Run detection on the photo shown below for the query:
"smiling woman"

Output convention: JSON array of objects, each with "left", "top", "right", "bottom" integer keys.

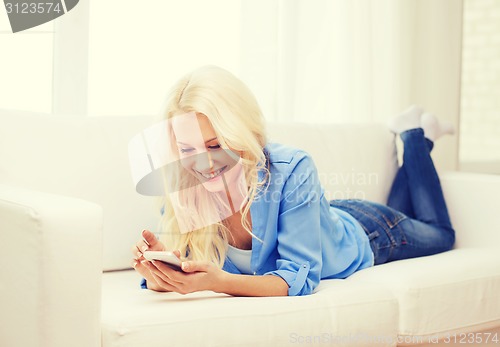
[
  {"left": 157, "top": 66, "right": 267, "bottom": 264},
  {"left": 130, "top": 65, "right": 456, "bottom": 297}
]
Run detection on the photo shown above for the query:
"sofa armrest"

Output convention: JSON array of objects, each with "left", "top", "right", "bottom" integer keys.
[
  {"left": 0, "top": 184, "right": 103, "bottom": 347},
  {"left": 441, "top": 171, "right": 500, "bottom": 249}
]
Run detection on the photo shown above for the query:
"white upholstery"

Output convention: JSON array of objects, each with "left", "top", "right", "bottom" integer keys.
[
  {"left": 440, "top": 171, "right": 500, "bottom": 248},
  {"left": 349, "top": 248, "right": 500, "bottom": 338},
  {"left": 1, "top": 111, "right": 500, "bottom": 347},
  {"left": 0, "top": 184, "right": 102, "bottom": 347},
  {"left": 101, "top": 270, "right": 398, "bottom": 347}
]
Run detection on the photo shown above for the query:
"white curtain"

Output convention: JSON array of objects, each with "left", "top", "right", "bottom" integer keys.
[{"left": 239, "top": 0, "right": 463, "bottom": 170}]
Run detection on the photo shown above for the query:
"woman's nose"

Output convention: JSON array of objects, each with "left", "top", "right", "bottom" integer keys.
[{"left": 193, "top": 151, "right": 214, "bottom": 172}]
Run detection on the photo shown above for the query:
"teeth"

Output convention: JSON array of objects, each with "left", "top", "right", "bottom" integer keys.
[{"left": 200, "top": 166, "right": 225, "bottom": 179}]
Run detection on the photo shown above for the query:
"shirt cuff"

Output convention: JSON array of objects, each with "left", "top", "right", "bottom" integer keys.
[{"left": 265, "top": 261, "right": 311, "bottom": 296}]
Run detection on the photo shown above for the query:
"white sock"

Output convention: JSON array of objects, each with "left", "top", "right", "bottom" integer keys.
[
  {"left": 388, "top": 105, "right": 424, "bottom": 134},
  {"left": 420, "top": 112, "right": 455, "bottom": 142}
]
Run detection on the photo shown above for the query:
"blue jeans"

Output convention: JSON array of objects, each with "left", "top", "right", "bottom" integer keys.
[{"left": 330, "top": 128, "right": 455, "bottom": 265}]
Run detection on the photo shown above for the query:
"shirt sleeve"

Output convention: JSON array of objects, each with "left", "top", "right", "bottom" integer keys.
[{"left": 264, "top": 152, "right": 323, "bottom": 296}]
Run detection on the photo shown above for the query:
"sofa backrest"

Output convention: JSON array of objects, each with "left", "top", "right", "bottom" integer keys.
[
  {"left": 0, "top": 111, "right": 160, "bottom": 270},
  {"left": 267, "top": 122, "right": 397, "bottom": 202},
  {"left": 0, "top": 111, "right": 397, "bottom": 271}
]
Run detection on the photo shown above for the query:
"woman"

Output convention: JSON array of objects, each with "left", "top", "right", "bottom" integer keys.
[{"left": 131, "top": 66, "right": 455, "bottom": 296}]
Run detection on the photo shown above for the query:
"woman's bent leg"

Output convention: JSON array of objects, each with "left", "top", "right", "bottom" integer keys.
[
  {"left": 398, "top": 128, "right": 453, "bottom": 234},
  {"left": 386, "top": 135, "right": 434, "bottom": 219}
]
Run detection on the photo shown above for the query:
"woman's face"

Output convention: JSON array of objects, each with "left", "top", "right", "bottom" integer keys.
[{"left": 171, "top": 112, "right": 244, "bottom": 193}]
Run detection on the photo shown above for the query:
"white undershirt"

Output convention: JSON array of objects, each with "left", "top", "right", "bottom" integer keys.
[{"left": 227, "top": 244, "right": 252, "bottom": 274}]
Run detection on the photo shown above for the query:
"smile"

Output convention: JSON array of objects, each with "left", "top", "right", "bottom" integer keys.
[{"left": 197, "top": 166, "right": 227, "bottom": 180}]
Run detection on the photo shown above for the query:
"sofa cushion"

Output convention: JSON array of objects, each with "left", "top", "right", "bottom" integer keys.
[
  {"left": 101, "top": 270, "right": 399, "bottom": 347},
  {"left": 348, "top": 248, "right": 500, "bottom": 339},
  {"left": 267, "top": 122, "right": 398, "bottom": 203}
]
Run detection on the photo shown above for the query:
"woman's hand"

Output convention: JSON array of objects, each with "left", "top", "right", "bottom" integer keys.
[
  {"left": 131, "top": 229, "right": 171, "bottom": 291},
  {"left": 141, "top": 259, "right": 226, "bottom": 295},
  {"left": 132, "top": 230, "right": 288, "bottom": 296}
]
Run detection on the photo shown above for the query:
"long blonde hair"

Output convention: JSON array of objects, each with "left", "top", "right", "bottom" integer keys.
[{"left": 158, "top": 65, "right": 268, "bottom": 267}]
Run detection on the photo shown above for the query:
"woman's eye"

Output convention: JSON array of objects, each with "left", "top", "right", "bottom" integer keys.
[{"left": 207, "top": 144, "right": 221, "bottom": 150}]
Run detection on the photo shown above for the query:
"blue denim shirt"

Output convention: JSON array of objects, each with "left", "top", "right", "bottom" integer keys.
[{"left": 221, "top": 143, "right": 374, "bottom": 296}]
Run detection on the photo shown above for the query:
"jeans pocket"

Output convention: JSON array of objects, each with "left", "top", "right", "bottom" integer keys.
[
  {"left": 357, "top": 221, "right": 391, "bottom": 265},
  {"left": 358, "top": 217, "right": 392, "bottom": 250}
]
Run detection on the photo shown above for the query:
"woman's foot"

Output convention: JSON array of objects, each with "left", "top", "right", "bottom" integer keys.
[
  {"left": 420, "top": 112, "right": 455, "bottom": 142},
  {"left": 388, "top": 105, "right": 424, "bottom": 134}
]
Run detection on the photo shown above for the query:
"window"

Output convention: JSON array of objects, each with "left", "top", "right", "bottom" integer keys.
[
  {"left": 87, "top": 0, "right": 242, "bottom": 116},
  {"left": 0, "top": 9, "right": 53, "bottom": 113}
]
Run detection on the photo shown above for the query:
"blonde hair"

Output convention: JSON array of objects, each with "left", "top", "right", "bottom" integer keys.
[{"left": 158, "top": 65, "right": 268, "bottom": 267}]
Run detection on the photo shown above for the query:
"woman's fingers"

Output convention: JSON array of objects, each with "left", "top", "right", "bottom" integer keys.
[
  {"left": 132, "top": 259, "right": 152, "bottom": 279},
  {"left": 133, "top": 259, "right": 170, "bottom": 290},
  {"left": 130, "top": 230, "right": 182, "bottom": 292},
  {"left": 151, "top": 273, "right": 178, "bottom": 292},
  {"left": 131, "top": 230, "right": 168, "bottom": 265},
  {"left": 142, "top": 230, "right": 165, "bottom": 250},
  {"left": 142, "top": 260, "right": 186, "bottom": 292},
  {"left": 131, "top": 240, "right": 148, "bottom": 260},
  {"left": 136, "top": 240, "right": 149, "bottom": 253},
  {"left": 143, "top": 260, "right": 184, "bottom": 284},
  {"left": 136, "top": 259, "right": 205, "bottom": 295},
  {"left": 180, "top": 260, "right": 209, "bottom": 273}
]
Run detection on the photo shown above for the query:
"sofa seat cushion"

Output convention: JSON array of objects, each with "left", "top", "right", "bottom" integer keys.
[
  {"left": 101, "top": 270, "right": 398, "bottom": 347},
  {"left": 348, "top": 248, "right": 500, "bottom": 339}
]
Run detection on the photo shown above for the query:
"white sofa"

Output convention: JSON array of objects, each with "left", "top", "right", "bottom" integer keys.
[{"left": 1, "top": 111, "right": 500, "bottom": 347}]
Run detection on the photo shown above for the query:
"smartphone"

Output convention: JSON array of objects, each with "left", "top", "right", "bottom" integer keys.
[{"left": 143, "top": 251, "right": 183, "bottom": 271}]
